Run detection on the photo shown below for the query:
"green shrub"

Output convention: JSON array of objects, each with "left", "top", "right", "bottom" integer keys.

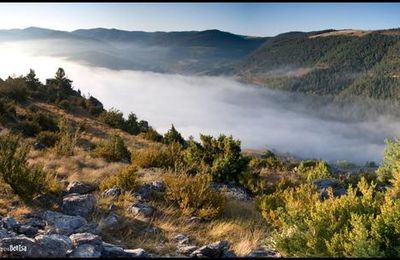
[
  {"left": 184, "top": 134, "right": 250, "bottom": 182},
  {"left": 58, "top": 99, "right": 72, "bottom": 111},
  {"left": 98, "top": 108, "right": 125, "bottom": 129},
  {"left": 36, "top": 131, "right": 60, "bottom": 147},
  {"left": 26, "top": 111, "right": 59, "bottom": 132},
  {"left": 84, "top": 96, "right": 104, "bottom": 116},
  {"left": 54, "top": 118, "right": 80, "bottom": 156},
  {"left": 138, "top": 127, "right": 163, "bottom": 142},
  {"left": 100, "top": 166, "right": 138, "bottom": 191},
  {"left": 249, "top": 151, "right": 286, "bottom": 172},
  {"left": 0, "top": 134, "right": 55, "bottom": 201},
  {"left": 131, "top": 143, "right": 183, "bottom": 170},
  {"left": 0, "top": 78, "right": 28, "bottom": 102},
  {"left": 14, "top": 120, "right": 41, "bottom": 137},
  {"left": 164, "top": 124, "right": 187, "bottom": 147},
  {"left": 376, "top": 138, "right": 400, "bottom": 184},
  {"left": 256, "top": 178, "right": 387, "bottom": 257},
  {"left": 238, "top": 170, "right": 268, "bottom": 195},
  {"left": 297, "top": 160, "right": 331, "bottom": 181},
  {"left": 163, "top": 173, "right": 226, "bottom": 220},
  {"left": 0, "top": 99, "right": 16, "bottom": 124},
  {"left": 92, "top": 135, "right": 131, "bottom": 163}
]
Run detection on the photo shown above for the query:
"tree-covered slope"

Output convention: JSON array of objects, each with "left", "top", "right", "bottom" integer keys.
[{"left": 237, "top": 29, "right": 400, "bottom": 101}]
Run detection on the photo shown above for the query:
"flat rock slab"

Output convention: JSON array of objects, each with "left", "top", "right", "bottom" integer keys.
[
  {"left": 69, "top": 233, "right": 102, "bottom": 247},
  {"left": 127, "top": 203, "right": 154, "bottom": 218},
  {"left": 43, "top": 210, "right": 87, "bottom": 236},
  {"left": 66, "top": 181, "right": 96, "bottom": 194},
  {"left": 34, "top": 234, "right": 73, "bottom": 258},
  {"left": 61, "top": 193, "right": 96, "bottom": 218}
]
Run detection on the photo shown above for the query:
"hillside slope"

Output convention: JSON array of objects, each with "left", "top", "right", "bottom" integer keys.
[
  {"left": 0, "top": 27, "right": 267, "bottom": 75},
  {"left": 237, "top": 28, "right": 400, "bottom": 101}
]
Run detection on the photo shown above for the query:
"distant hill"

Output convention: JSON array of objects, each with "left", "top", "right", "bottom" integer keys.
[
  {"left": 0, "top": 27, "right": 267, "bottom": 75},
  {"left": 237, "top": 28, "right": 400, "bottom": 102},
  {"left": 2, "top": 27, "right": 400, "bottom": 102}
]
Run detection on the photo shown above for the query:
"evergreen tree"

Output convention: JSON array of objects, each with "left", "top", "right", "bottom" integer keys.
[
  {"left": 164, "top": 124, "right": 187, "bottom": 147},
  {"left": 25, "top": 69, "right": 40, "bottom": 90}
]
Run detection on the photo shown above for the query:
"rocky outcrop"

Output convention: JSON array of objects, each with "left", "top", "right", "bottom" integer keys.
[
  {"left": 66, "top": 181, "right": 96, "bottom": 194},
  {"left": 34, "top": 234, "right": 73, "bottom": 257},
  {"left": 246, "top": 248, "right": 281, "bottom": 258},
  {"left": 134, "top": 181, "right": 166, "bottom": 201},
  {"left": 127, "top": 203, "right": 154, "bottom": 218},
  {"left": 0, "top": 212, "right": 150, "bottom": 258},
  {"left": 210, "top": 182, "right": 252, "bottom": 201},
  {"left": 43, "top": 210, "right": 88, "bottom": 236},
  {"left": 313, "top": 178, "right": 347, "bottom": 200},
  {"left": 190, "top": 240, "right": 234, "bottom": 258},
  {"left": 102, "top": 187, "right": 122, "bottom": 198},
  {"left": 61, "top": 193, "right": 96, "bottom": 218}
]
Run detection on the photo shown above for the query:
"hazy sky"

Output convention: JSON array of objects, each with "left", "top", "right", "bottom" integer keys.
[{"left": 0, "top": 3, "right": 399, "bottom": 36}]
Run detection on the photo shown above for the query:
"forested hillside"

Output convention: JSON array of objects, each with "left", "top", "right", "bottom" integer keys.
[{"left": 237, "top": 29, "right": 400, "bottom": 102}]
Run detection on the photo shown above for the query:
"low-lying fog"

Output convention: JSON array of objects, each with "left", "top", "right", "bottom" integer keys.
[{"left": 1, "top": 41, "right": 399, "bottom": 165}]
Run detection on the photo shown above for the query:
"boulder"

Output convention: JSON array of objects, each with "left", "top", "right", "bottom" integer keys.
[
  {"left": 20, "top": 216, "right": 46, "bottom": 230},
  {"left": 151, "top": 181, "right": 166, "bottom": 192},
  {"left": 135, "top": 184, "right": 153, "bottom": 201},
  {"left": 313, "top": 178, "right": 347, "bottom": 200},
  {"left": 246, "top": 248, "right": 281, "bottom": 258},
  {"left": 209, "top": 182, "right": 251, "bottom": 201},
  {"left": 102, "top": 187, "right": 122, "bottom": 198},
  {"left": 124, "top": 248, "right": 150, "bottom": 257},
  {"left": 43, "top": 210, "right": 87, "bottom": 236},
  {"left": 1, "top": 217, "right": 19, "bottom": 231},
  {"left": 33, "top": 142, "right": 46, "bottom": 150},
  {"left": 61, "top": 193, "right": 96, "bottom": 218},
  {"left": 177, "top": 245, "right": 199, "bottom": 256},
  {"left": 174, "top": 234, "right": 189, "bottom": 245},
  {"left": 0, "top": 228, "right": 16, "bottom": 239},
  {"left": 190, "top": 240, "right": 230, "bottom": 258},
  {"left": 0, "top": 235, "right": 42, "bottom": 257},
  {"left": 34, "top": 234, "right": 73, "bottom": 257},
  {"left": 127, "top": 203, "right": 154, "bottom": 218},
  {"left": 16, "top": 225, "right": 39, "bottom": 237},
  {"left": 99, "top": 213, "right": 119, "bottom": 230},
  {"left": 69, "top": 233, "right": 102, "bottom": 247},
  {"left": 69, "top": 243, "right": 102, "bottom": 258},
  {"left": 101, "top": 242, "right": 127, "bottom": 257},
  {"left": 66, "top": 181, "right": 96, "bottom": 194},
  {"left": 223, "top": 250, "right": 237, "bottom": 258}
]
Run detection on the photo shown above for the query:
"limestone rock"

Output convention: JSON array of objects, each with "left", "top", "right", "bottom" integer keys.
[
  {"left": 127, "top": 203, "right": 154, "bottom": 218},
  {"left": 190, "top": 240, "right": 230, "bottom": 258},
  {"left": 43, "top": 210, "right": 87, "bottom": 235},
  {"left": 61, "top": 193, "right": 96, "bottom": 218},
  {"left": 66, "top": 181, "right": 96, "bottom": 195}
]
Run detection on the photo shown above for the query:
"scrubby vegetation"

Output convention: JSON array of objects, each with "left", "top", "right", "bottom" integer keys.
[
  {"left": 92, "top": 135, "right": 131, "bottom": 163},
  {"left": 297, "top": 160, "right": 331, "bottom": 181},
  {"left": 0, "top": 134, "right": 60, "bottom": 201},
  {"left": 100, "top": 165, "right": 139, "bottom": 191},
  {"left": 163, "top": 173, "right": 226, "bottom": 220}
]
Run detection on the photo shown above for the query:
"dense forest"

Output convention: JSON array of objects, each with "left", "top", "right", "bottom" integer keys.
[{"left": 237, "top": 29, "right": 400, "bottom": 102}]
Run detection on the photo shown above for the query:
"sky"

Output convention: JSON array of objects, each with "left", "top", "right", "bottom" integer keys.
[{"left": 0, "top": 3, "right": 399, "bottom": 37}]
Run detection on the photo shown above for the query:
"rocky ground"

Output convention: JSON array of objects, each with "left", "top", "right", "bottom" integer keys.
[{"left": 0, "top": 180, "right": 281, "bottom": 258}]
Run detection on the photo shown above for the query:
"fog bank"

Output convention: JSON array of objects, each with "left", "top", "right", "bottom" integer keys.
[{"left": 0, "top": 42, "right": 398, "bottom": 164}]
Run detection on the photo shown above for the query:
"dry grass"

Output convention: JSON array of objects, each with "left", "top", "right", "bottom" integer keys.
[
  {"left": 95, "top": 183, "right": 268, "bottom": 257},
  {"left": 28, "top": 148, "right": 127, "bottom": 185},
  {"left": 309, "top": 29, "right": 370, "bottom": 38}
]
